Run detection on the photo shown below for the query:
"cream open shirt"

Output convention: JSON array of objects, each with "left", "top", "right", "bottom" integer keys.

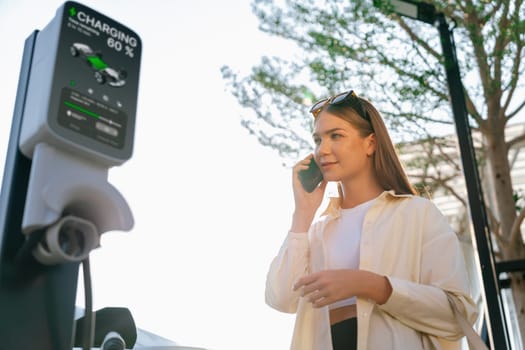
[{"left": 265, "top": 191, "right": 478, "bottom": 350}]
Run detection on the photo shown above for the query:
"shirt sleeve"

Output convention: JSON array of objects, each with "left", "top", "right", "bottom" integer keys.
[
  {"left": 378, "top": 200, "right": 479, "bottom": 340},
  {"left": 265, "top": 231, "right": 310, "bottom": 314}
]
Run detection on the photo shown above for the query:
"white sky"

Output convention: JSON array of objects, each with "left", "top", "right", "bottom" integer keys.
[{"left": 0, "top": 1, "right": 300, "bottom": 349}]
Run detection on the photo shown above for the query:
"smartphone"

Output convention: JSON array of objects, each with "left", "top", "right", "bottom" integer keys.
[{"left": 298, "top": 158, "right": 323, "bottom": 192}]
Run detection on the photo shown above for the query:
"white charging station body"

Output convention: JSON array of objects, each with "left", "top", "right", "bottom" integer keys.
[{"left": 18, "top": 1, "right": 141, "bottom": 264}]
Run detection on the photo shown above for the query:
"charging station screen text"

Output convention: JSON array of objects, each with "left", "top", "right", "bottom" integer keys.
[{"left": 58, "top": 87, "right": 126, "bottom": 149}]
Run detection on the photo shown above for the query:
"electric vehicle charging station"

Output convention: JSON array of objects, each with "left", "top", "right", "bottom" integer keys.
[{"left": 0, "top": 1, "right": 141, "bottom": 348}]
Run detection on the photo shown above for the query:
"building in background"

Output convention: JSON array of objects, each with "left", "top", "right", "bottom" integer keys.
[{"left": 400, "top": 122, "right": 525, "bottom": 349}]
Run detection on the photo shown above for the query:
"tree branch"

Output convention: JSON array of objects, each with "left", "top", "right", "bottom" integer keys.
[
  {"left": 510, "top": 206, "right": 525, "bottom": 245},
  {"left": 462, "top": 1, "right": 493, "bottom": 99},
  {"left": 503, "top": 3, "right": 525, "bottom": 119},
  {"left": 395, "top": 17, "right": 441, "bottom": 60},
  {"left": 491, "top": 2, "right": 511, "bottom": 92},
  {"left": 507, "top": 132, "right": 525, "bottom": 150},
  {"left": 507, "top": 98, "right": 525, "bottom": 120}
]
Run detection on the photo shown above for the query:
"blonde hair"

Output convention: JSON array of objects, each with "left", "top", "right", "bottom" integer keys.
[{"left": 322, "top": 97, "right": 417, "bottom": 195}]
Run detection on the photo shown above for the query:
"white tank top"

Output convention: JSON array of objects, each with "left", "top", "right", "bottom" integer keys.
[{"left": 324, "top": 197, "right": 377, "bottom": 309}]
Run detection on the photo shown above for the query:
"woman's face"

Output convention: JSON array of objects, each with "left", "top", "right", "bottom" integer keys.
[{"left": 313, "top": 111, "right": 375, "bottom": 184}]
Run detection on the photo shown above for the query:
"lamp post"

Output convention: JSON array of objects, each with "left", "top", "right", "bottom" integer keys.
[{"left": 373, "top": 1, "right": 511, "bottom": 349}]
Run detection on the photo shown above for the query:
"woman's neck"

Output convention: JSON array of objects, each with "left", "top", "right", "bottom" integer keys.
[{"left": 339, "top": 179, "right": 383, "bottom": 209}]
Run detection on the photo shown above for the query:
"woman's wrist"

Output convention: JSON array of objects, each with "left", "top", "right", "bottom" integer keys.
[
  {"left": 358, "top": 270, "right": 393, "bottom": 305},
  {"left": 290, "top": 210, "right": 315, "bottom": 232}
]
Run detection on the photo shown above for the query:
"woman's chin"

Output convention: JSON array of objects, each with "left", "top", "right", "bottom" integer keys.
[{"left": 322, "top": 174, "right": 339, "bottom": 182}]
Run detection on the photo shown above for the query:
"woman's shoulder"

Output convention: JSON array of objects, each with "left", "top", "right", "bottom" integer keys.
[
  {"left": 383, "top": 193, "right": 452, "bottom": 235},
  {"left": 384, "top": 192, "right": 442, "bottom": 213}
]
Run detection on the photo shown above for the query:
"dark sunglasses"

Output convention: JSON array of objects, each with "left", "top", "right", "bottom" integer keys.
[{"left": 309, "top": 90, "right": 370, "bottom": 122}]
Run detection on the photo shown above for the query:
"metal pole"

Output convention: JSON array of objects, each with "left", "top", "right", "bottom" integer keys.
[
  {"left": 0, "top": 30, "right": 80, "bottom": 350},
  {"left": 435, "top": 13, "right": 511, "bottom": 349}
]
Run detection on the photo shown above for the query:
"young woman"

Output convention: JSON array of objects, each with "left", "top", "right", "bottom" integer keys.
[{"left": 265, "top": 91, "right": 478, "bottom": 350}]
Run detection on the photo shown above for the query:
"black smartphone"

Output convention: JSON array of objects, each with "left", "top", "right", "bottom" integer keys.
[{"left": 298, "top": 158, "right": 323, "bottom": 192}]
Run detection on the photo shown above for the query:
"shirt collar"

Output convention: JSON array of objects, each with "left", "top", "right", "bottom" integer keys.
[{"left": 320, "top": 190, "right": 413, "bottom": 219}]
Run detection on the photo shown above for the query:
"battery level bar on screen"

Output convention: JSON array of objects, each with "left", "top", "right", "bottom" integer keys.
[{"left": 64, "top": 100, "right": 99, "bottom": 119}]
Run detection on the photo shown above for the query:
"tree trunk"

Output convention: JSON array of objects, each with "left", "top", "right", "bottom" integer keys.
[
  {"left": 486, "top": 127, "right": 516, "bottom": 237},
  {"left": 485, "top": 123, "right": 525, "bottom": 348}
]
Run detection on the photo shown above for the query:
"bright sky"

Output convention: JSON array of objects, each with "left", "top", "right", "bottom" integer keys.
[{"left": 0, "top": 1, "right": 300, "bottom": 349}]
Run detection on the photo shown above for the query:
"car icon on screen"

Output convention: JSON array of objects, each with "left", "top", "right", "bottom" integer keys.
[{"left": 70, "top": 42, "right": 126, "bottom": 87}]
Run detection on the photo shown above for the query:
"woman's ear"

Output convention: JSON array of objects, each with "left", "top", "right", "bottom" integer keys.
[{"left": 367, "top": 133, "right": 376, "bottom": 157}]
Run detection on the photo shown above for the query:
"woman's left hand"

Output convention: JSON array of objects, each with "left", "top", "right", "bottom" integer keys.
[
  {"left": 293, "top": 269, "right": 357, "bottom": 308},
  {"left": 293, "top": 269, "right": 392, "bottom": 307}
]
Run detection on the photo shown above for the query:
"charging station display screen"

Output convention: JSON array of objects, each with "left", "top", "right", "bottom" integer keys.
[
  {"left": 58, "top": 87, "right": 126, "bottom": 148},
  {"left": 48, "top": 1, "right": 141, "bottom": 160}
]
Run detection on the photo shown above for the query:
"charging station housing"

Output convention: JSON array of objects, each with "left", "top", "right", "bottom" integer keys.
[{"left": 20, "top": 1, "right": 142, "bottom": 167}]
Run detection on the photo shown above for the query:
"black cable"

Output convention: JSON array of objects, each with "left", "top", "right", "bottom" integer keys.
[
  {"left": 13, "top": 227, "right": 46, "bottom": 264},
  {"left": 82, "top": 256, "right": 94, "bottom": 350}
]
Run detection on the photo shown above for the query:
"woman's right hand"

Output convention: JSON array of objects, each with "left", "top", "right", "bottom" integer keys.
[{"left": 290, "top": 154, "right": 327, "bottom": 232}]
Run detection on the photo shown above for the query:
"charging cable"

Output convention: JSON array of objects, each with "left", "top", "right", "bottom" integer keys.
[
  {"left": 101, "top": 331, "right": 126, "bottom": 350},
  {"left": 81, "top": 256, "right": 94, "bottom": 350}
]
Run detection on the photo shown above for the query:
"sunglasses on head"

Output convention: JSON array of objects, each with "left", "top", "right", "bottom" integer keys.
[{"left": 309, "top": 90, "right": 370, "bottom": 122}]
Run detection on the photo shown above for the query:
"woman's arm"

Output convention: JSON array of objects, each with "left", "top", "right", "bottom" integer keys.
[
  {"left": 265, "top": 155, "right": 328, "bottom": 313},
  {"left": 265, "top": 231, "right": 310, "bottom": 313},
  {"left": 378, "top": 203, "right": 479, "bottom": 340}
]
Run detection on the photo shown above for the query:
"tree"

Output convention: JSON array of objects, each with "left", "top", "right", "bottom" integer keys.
[{"left": 221, "top": 0, "right": 525, "bottom": 345}]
